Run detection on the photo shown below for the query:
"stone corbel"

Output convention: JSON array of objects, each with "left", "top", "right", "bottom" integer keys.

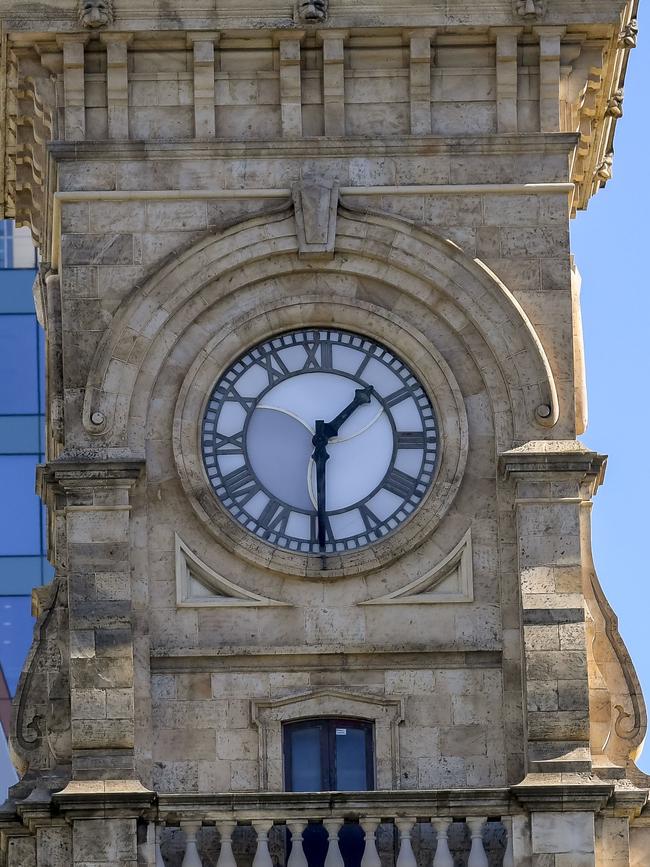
[{"left": 292, "top": 178, "right": 339, "bottom": 259}]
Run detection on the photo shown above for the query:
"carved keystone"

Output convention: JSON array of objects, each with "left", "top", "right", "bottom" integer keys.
[{"left": 292, "top": 179, "right": 339, "bottom": 260}]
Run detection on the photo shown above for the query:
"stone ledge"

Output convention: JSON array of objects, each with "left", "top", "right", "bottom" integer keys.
[
  {"left": 499, "top": 440, "right": 606, "bottom": 484},
  {"left": 512, "top": 774, "right": 614, "bottom": 812}
]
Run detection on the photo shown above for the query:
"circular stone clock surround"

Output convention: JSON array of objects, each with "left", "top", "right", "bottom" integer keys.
[{"left": 174, "top": 295, "right": 468, "bottom": 579}]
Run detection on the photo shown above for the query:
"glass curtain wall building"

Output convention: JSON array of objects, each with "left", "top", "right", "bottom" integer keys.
[{"left": 0, "top": 219, "right": 45, "bottom": 796}]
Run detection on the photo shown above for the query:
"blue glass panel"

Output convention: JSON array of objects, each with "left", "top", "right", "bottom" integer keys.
[
  {"left": 288, "top": 725, "right": 323, "bottom": 792},
  {"left": 0, "top": 456, "right": 41, "bottom": 555},
  {"left": 0, "top": 269, "right": 37, "bottom": 312},
  {"left": 0, "top": 557, "right": 44, "bottom": 593},
  {"left": 0, "top": 416, "right": 41, "bottom": 454},
  {"left": 335, "top": 727, "right": 368, "bottom": 791},
  {"left": 0, "top": 315, "right": 39, "bottom": 413},
  {"left": 0, "top": 596, "right": 34, "bottom": 694},
  {"left": 41, "top": 558, "right": 54, "bottom": 584},
  {"left": 0, "top": 221, "right": 12, "bottom": 269}
]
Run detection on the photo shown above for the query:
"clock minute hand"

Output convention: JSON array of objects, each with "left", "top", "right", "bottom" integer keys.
[
  {"left": 312, "top": 419, "right": 330, "bottom": 549},
  {"left": 323, "top": 385, "right": 375, "bottom": 439}
]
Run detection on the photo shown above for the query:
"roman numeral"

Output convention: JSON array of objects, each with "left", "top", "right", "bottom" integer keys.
[
  {"left": 217, "top": 385, "right": 255, "bottom": 411},
  {"left": 257, "top": 353, "right": 289, "bottom": 386},
  {"left": 384, "top": 386, "right": 412, "bottom": 408},
  {"left": 212, "top": 430, "right": 244, "bottom": 454},
  {"left": 310, "top": 513, "right": 334, "bottom": 547},
  {"left": 302, "top": 337, "right": 333, "bottom": 371},
  {"left": 383, "top": 467, "right": 418, "bottom": 500},
  {"left": 258, "top": 499, "right": 291, "bottom": 536},
  {"left": 222, "top": 465, "right": 259, "bottom": 505},
  {"left": 396, "top": 431, "right": 425, "bottom": 449},
  {"left": 359, "top": 504, "right": 382, "bottom": 532}
]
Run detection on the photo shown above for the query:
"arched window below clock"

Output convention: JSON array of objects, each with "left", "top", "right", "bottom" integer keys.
[{"left": 283, "top": 718, "right": 375, "bottom": 792}]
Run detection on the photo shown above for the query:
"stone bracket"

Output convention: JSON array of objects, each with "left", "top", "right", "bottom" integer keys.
[{"left": 292, "top": 179, "right": 339, "bottom": 259}]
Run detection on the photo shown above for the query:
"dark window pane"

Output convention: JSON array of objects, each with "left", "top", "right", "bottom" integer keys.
[
  {"left": 0, "top": 596, "right": 34, "bottom": 694},
  {"left": 0, "top": 455, "right": 41, "bottom": 554},
  {"left": 335, "top": 726, "right": 369, "bottom": 791},
  {"left": 0, "top": 315, "right": 39, "bottom": 413},
  {"left": 287, "top": 724, "right": 324, "bottom": 792}
]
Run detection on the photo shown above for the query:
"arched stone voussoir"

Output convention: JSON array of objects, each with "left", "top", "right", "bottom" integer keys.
[{"left": 81, "top": 206, "right": 559, "bottom": 445}]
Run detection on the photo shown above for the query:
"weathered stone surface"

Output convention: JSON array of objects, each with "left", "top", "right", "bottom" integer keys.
[{"left": 1, "top": 2, "right": 647, "bottom": 864}]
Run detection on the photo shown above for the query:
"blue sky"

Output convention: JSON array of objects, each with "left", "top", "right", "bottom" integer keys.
[{"left": 572, "top": 6, "right": 649, "bottom": 772}]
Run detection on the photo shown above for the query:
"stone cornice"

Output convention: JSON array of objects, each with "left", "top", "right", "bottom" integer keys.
[
  {"left": 499, "top": 440, "right": 607, "bottom": 487},
  {"left": 47, "top": 132, "right": 581, "bottom": 163},
  {"left": 36, "top": 458, "right": 145, "bottom": 497}
]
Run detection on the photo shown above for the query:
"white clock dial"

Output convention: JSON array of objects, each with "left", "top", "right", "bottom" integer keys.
[{"left": 201, "top": 329, "right": 438, "bottom": 555}]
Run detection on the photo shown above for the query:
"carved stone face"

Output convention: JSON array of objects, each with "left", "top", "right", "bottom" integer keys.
[
  {"left": 78, "top": 0, "right": 113, "bottom": 29},
  {"left": 297, "top": 0, "right": 328, "bottom": 22}
]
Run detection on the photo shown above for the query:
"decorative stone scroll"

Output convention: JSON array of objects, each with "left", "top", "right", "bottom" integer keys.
[
  {"left": 618, "top": 19, "right": 638, "bottom": 49},
  {"left": 78, "top": 0, "right": 114, "bottom": 29}
]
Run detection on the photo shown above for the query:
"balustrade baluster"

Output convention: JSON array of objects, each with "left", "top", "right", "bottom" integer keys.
[
  {"left": 502, "top": 817, "right": 514, "bottom": 867},
  {"left": 323, "top": 819, "right": 345, "bottom": 867},
  {"left": 359, "top": 818, "right": 382, "bottom": 867},
  {"left": 154, "top": 822, "right": 166, "bottom": 867},
  {"left": 252, "top": 821, "right": 274, "bottom": 867},
  {"left": 395, "top": 819, "right": 417, "bottom": 867},
  {"left": 216, "top": 821, "right": 237, "bottom": 867},
  {"left": 181, "top": 821, "right": 204, "bottom": 867},
  {"left": 287, "top": 821, "right": 309, "bottom": 867},
  {"left": 431, "top": 818, "right": 454, "bottom": 867},
  {"left": 466, "top": 818, "right": 488, "bottom": 867}
]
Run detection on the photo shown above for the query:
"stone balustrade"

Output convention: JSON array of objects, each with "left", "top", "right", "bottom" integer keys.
[{"left": 148, "top": 794, "right": 516, "bottom": 867}]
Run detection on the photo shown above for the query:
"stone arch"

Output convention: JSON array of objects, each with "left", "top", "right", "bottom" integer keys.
[{"left": 81, "top": 205, "right": 559, "bottom": 451}]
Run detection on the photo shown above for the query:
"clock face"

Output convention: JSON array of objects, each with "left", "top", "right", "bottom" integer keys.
[{"left": 201, "top": 329, "right": 438, "bottom": 555}]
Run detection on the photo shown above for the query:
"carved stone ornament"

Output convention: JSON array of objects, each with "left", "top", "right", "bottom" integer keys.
[
  {"left": 606, "top": 88, "right": 624, "bottom": 119},
  {"left": 596, "top": 152, "right": 614, "bottom": 183},
  {"left": 295, "top": 0, "right": 329, "bottom": 24},
  {"left": 619, "top": 19, "right": 639, "bottom": 49},
  {"left": 78, "top": 0, "right": 114, "bottom": 29},
  {"left": 513, "top": 0, "right": 546, "bottom": 20}
]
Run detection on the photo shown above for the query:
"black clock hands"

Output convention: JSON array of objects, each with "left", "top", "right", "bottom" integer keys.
[
  {"left": 312, "top": 386, "right": 375, "bottom": 549},
  {"left": 312, "top": 420, "right": 330, "bottom": 549}
]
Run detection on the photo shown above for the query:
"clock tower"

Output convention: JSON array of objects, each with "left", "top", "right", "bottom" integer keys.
[{"left": 0, "top": 0, "right": 648, "bottom": 865}]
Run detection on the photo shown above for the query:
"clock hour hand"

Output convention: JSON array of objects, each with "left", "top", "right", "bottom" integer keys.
[
  {"left": 323, "top": 385, "right": 375, "bottom": 439},
  {"left": 311, "top": 419, "right": 330, "bottom": 549}
]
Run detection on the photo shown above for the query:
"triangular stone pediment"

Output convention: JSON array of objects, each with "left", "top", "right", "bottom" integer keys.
[
  {"left": 360, "top": 529, "right": 473, "bottom": 605},
  {"left": 175, "top": 535, "right": 290, "bottom": 608}
]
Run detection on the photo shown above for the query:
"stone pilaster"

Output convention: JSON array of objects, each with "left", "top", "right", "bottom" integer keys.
[
  {"left": 406, "top": 30, "right": 434, "bottom": 135},
  {"left": 56, "top": 36, "right": 89, "bottom": 141},
  {"left": 38, "top": 460, "right": 144, "bottom": 785},
  {"left": 536, "top": 27, "right": 565, "bottom": 132},
  {"left": 276, "top": 33, "right": 304, "bottom": 138},
  {"left": 100, "top": 33, "right": 132, "bottom": 140},
  {"left": 188, "top": 31, "right": 218, "bottom": 140},
  {"left": 500, "top": 441, "right": 606, "bottom": 776},
  {"left": 491, "top": 27, "right": 521, "bottom": 133},
  {"left": 319, "top": 30, "right": 347, "bottom": 137}
]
